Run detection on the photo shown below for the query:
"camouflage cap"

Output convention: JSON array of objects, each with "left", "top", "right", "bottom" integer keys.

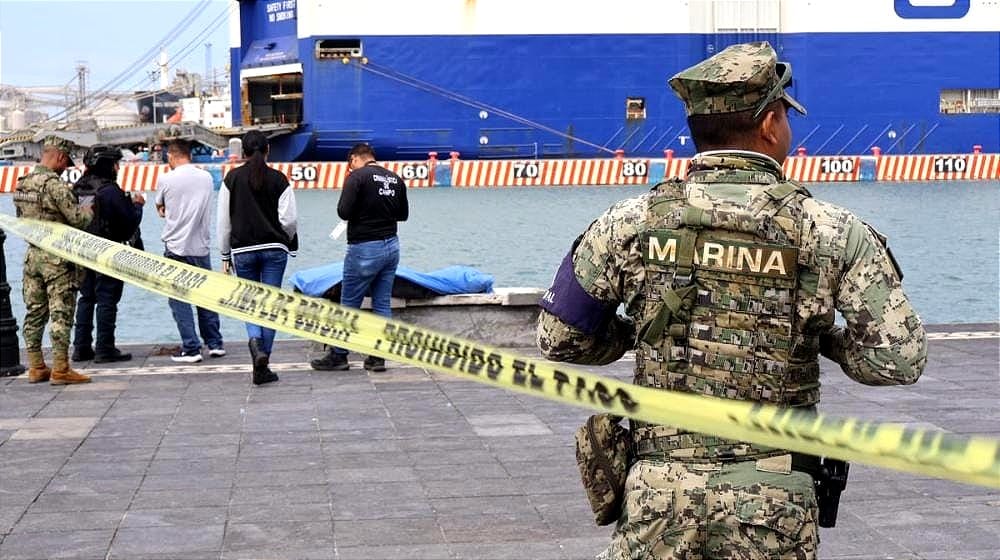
[
  {"left": 668, "top": 41, "right": 807, "bottom": 118},
  {"left": 42, "top": 136, "right": 76, "bottom": 166}
]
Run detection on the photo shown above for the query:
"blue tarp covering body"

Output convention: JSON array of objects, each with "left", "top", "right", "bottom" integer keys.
[{"left": 290, "top": 263, "right": 494, "bottom": 298}]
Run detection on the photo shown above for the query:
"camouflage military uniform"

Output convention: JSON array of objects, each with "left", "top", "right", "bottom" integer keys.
[
  {"left": 13, "top": 139, "right": 92, "bottom": 360},
  {"left": 537, "top": 43, "right": 927, "bottom": 560}
]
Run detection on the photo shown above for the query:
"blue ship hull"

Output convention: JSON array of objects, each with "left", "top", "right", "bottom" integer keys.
[{"left": 230, "top": 9, "right": 999, "bottom": 162}]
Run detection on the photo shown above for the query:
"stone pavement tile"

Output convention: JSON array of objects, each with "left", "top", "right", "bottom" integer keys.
[
  {"left": 108, "top": 525, "right": 224, "bottom": 558},
  {"left": 319, "top": 428, "right": 398, "bottom": 442},
  {"left": 238, "top": 442, "right": 324, "bottom": 458},
  {"left": 396, "top": 436, "right": 487, "bottom": 453},
  {"left": 408, "top": 449, "right": 498, "bottom": 466},
  {"left": 230, "top": 483, "right": 330, "bottom": 505},
  {"left": 0, "top": 528, "right": 114, "bottom": 560},
  {"left": 816, "top": 512, "right": 912, "bottom": 558},
  {"left": 147, "top": 457, "right": 236, "bottom": 475},
  {"left": 317, "top": 415, "right": 395, "bottom": 432},
  {"left": 517, "top": 475, "right": 586, "bottom": 495},
  {"left": 484, "top": 434, "right": 573, "bottom": 450},
  {"left": 502, "top": 459, "right": 577, "bottom": 479},
  {"left": 29, "top": 491, "right": 133, "bottom": 513},
  {"left": 33, "top": 402, "right": 114, "bottom": 418},
  {"left": 325, "top": 450, "right": 409, "bottom": 469},
  {"left": 437, "top": 513, "right": 552, "bottom": 544},
  {"left": 75, "top": 434, "right": 161, "bottom": 450},
  {"left": 334, "top": 517, "right": 444, "bottom": 547},
  {"left": 45, "top": 475, "right": 143, "bottom": 495},
  {"left": 57, "top": 459, "right": 150, "bottom": 478},
  {"left": 487, "top": 443, "right": 575, "bottom": 463},
  {"left": 243, "top": 430, "right": 320, "bottom": 445},
  {"left": 949, "top": 499, "right": 1000, "bottom": 521},
  {"left": 12, "top": 510, "right": 124, "bottom": 534},
  {"left": 235, "top": 468, "right": 327, "bottom": 488},
  {"left": 429, "top": 496, "right": 540, "bottom": 518},
  {"left": 69, "top": 445, "right": 157, "bottom": 463},
  {"left": 395, "top": 424, "right": 477, "bottom": 439},
  {"left": 558, "top": 536, "right": 612, "bottom": 560},
  {"left": 422, "top": 477, "right": 522, "bottom": 499},
  {"left": 325, "top": 466, "right": 419, "bottom": 484},
  {"left": 140, "top": 471, "right": 233, "bottom": 491},
  {"left": 450, "top": 541, "right": 566, "bottom": 560},
  {"left": 223, "top": 521, "right": 335, "bottom": 557},
  {"left": 236, "top": 454, "right": 327, "bottom": 473},
  {"left": 320, "top": 438, "right": 403, "bottom": 454},
  {"left": 332, "top": 496, "right": 433, "bottom": 520},
  {"left": 159, "top": 432, "right": 242, "bottom": 447},
  {"left": 228, "top": 502, "right": 332, "bottom": 524},
  {"left": 0, "top": 505, "right": 26, "bottom": 535},
  {"left": 8, "top": 417, "right": 99, "bottom": 441},
  {"left": 415, "top": 461, "right": 509, "bottom": 481},
  {"left": 329, "top": 481, "right": 427, "bottom": 500},
  {"left": 154, "top": 443, "right": 239, "bottom": 461},
  {"left": 335, "top": 543, "right": 453, "bottom": 560},
  {"left": 874, "top": 521, "right": 998, "bottom": 556},
  {"left": 120, "top": 506, "right": 228, "bottom": 528},
  {"left": 131, "top": 487, "right": 231, "bottom": 509}
]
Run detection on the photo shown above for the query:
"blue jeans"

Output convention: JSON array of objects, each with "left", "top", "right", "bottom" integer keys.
[
  {"left": 165, "top": 251, "right": 223, "bottom": 353},
  {"left": 335, "top": 236, "right": 400, "bottom": 356},
  {"left": 232, "top": 249, "right": 288, "bottom": 355}
]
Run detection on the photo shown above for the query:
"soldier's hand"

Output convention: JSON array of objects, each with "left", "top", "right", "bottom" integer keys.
[
  {"left": 222, "top": 261, "right": 232, "bottom": 275},
  {"left": 132, "top": 193, "right": 146, "bottom": 206},
  {"left": 819, "top": 326, "right": 847, "bottom": 363}
]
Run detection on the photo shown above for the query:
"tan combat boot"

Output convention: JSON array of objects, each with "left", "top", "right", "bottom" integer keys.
[
  {"left": 26, "top": 351, "right": 51, "bottom": 384},
  {"left": 50, "top": 355, "right": 91, "bottom": 385}
]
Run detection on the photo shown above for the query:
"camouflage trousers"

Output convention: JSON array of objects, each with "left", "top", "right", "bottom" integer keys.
[
  {"left": 598, "top": 456, "right": 819, "bottom": 560},
  {"left": 21, "top": 248, "right": 78, "bottom": 355}
]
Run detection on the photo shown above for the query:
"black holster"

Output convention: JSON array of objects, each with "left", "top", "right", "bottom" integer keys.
[{"left": 792, "top": 454, "right": 850, "bottom": 528}]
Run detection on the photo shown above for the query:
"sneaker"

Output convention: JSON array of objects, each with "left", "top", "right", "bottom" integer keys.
[
  {"left": 171, "top": 350, "right": 203, "bottom": 363},
  {"left": 310, "top": 350, "right": 349, "bottom": 371},
  {"left": 93, "top": 349, "right": 133, "bottom": 363},
  {"left": 363, "top": 356, "right": 386, "bottom": 372},
  {"left": 71, "top": 346, "right": 95, "bottom": 362},
  {"left": 208, "top": 348, "right": 227, "bottom": 358}
]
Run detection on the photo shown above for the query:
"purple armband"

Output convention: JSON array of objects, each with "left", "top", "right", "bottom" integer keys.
[{"left": 539, "top": 250, "right": 611, "bottom": 335}]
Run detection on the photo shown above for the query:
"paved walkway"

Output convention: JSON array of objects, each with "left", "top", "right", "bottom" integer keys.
[{"left": 0, "top": 324, "right": 997, "bottom": 559}]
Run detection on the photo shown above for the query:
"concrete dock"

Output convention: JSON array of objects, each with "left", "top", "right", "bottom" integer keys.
[{"left": 0, "top": 323, "right": 997, "bottom": 559}]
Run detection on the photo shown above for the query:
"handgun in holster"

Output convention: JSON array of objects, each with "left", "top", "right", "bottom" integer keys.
[{"left": 792, "top": 454, "right": 850, "bottom": 528}]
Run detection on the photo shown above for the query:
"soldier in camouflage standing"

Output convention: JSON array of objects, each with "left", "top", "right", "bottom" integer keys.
[
  {"left": 13, "top": 137, "right": 94, "bottom": 385},
  {"left": 537, "top": 42, "right": 927, "bottom": 559}
]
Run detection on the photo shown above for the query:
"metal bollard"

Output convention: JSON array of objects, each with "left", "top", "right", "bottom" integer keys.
[{"left": 0, "top": 228, "right": 25, "bottom": 377}]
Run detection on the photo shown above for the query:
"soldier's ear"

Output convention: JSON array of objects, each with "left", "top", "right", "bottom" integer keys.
[{"left": 758, "top": 110, "right": 782, "bottom": 148}]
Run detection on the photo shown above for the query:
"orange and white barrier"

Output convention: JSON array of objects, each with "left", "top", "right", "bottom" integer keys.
[
  {"left": 783, "top": 156, "right": 861, "bottom": 182},
  {"left": 876, "top": 154, "right": 1000, "bottom": 181},
  {"left": 2, "top": 154, "right": 997, "bottom": 193},
  {"left": 117, "top": 164, "right": 169, "bottom": 192},
  {"left": 451, "top": 158, "right": 651, "bottom": 188},
  {"left": 0, "top": 165, "right": 31, "bottom": 193}
]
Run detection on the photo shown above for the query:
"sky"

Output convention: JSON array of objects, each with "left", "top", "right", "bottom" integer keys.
[{"left": 0, "top": 0, "right": 231, "bottom": 91}]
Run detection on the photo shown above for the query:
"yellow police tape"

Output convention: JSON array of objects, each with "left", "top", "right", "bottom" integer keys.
[{"left": 2, "top": 213, "right": 998, "bottom": 488}]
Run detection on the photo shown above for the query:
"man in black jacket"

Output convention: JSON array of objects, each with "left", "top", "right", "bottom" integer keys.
[
  {"left": 72, "top": 145, "right": 145, "bottom": 363},
  {"left": 311, "top": 143, "right": 408, "bottom": 372}
]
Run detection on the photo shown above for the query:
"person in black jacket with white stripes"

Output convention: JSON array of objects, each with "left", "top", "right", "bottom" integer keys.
[{"left": 218, "top": 130, "right": 298, "bottom": 385}]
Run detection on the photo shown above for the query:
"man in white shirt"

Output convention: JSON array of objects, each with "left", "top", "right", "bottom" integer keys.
[{"left": 154, "top": 139, "right": 225, "bottom": 362}]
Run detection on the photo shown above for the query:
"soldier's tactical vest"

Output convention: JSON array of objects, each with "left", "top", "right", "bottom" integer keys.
[
  {"left": 13, "top": 168, "right": 68, "bottom": 222},
  {"left": 631, "top": 168, "right": 819, "bottom": 462}
]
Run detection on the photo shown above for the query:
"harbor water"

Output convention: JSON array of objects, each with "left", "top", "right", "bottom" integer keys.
[{"left": 1, "top": 181, "right": 997, "bottom": 346}]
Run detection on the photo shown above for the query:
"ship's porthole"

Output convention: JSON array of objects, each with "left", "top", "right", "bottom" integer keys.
[
  {"left": 479, "top": 111, "right": 489, "bottom": 120},
  {"left": 888, "top": 130, "right": 898, "bottom": 139},
  {"left": 479, "top": 136, "right": 489, "bottom": 145}
]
